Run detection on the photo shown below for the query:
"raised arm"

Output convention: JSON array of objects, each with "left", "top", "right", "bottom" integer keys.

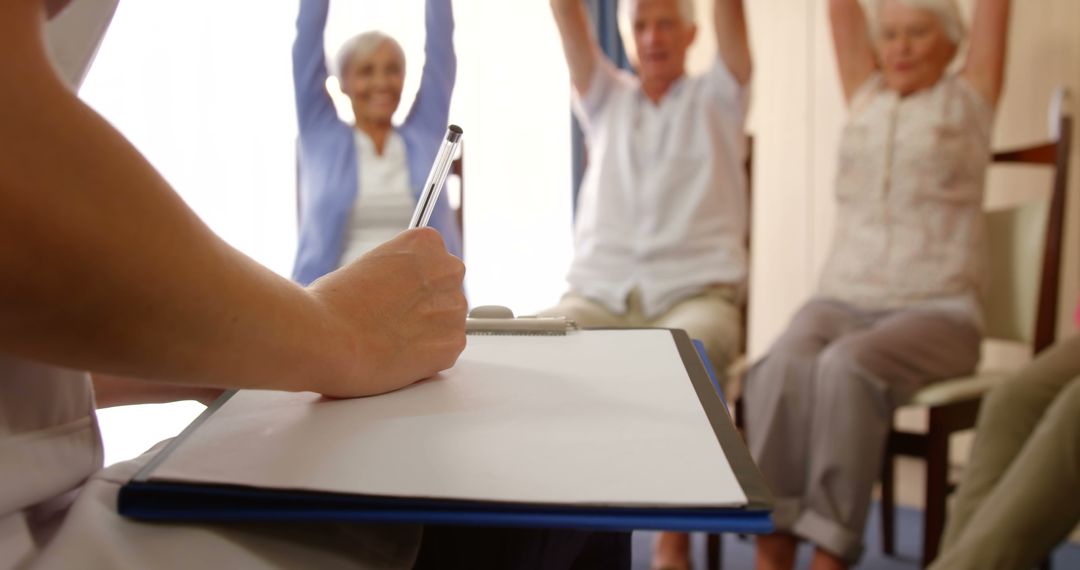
[
  {"left": 714, "top": 0, "right": 751, "bottom": 85},
  {"left": 0, "top": 0, "right": 466, "bottom": 399},
  {"left": 404, "top": 0, "right": 456, "bottom": 131},
  {"left": 829, "top": 0, "right": 878, "bottom": 103},
  {"left": 293, "top": 0, "right": 342, "bottom": 135},
  {"left": 549, "top": 0, "right": 605, "bottom": 98},
  {"left": 963, "top": 0, "right": 1010, "bottom": 106}
]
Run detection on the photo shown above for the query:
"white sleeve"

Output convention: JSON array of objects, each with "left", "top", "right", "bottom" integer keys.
[
  {"left": 703, "top": 56, "right": 749, "bottom": 119},
  {"left": 571, "top": 57, "right": 634, "bottom": 131},
  {"left": 844, "top": 72, "right": 885, "bottom": 118}
]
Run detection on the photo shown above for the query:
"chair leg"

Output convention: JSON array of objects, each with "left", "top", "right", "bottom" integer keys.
[
  {"left": 881, "top": 438, "right": 897, "bottom": 556},
  {"left": 706, "top": 533, "right": 723, "bottom": 570},
  {"left": 923, "top": 423, "right": 950, "bottom": 568}
]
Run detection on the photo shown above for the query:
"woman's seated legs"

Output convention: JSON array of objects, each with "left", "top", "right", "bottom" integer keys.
[
  {"left": 747, "top": 302, "right": 980, "bottom": 568},
  {"left": 744, "top": 299, "right": 865, "bottom": 532},
  {"left": 794, "top": 307, "right": 979, "bottom": 565}
]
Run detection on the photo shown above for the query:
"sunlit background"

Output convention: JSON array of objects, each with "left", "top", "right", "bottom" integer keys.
[{"left": 82, "top": 0, "right": 575, "bottom": 465}]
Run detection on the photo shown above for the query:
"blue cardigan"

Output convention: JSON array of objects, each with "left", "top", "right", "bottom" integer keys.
[{"left": 291, "top": 0, "right": 461, "bottom": 285}]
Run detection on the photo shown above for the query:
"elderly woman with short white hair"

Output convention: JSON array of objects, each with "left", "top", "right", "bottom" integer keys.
[
  {"left": 743, "top": 0, "right": 1011, "bottom": 568},
  {"left": 291, "top": 0, "right": 461, "bottom": 287}
]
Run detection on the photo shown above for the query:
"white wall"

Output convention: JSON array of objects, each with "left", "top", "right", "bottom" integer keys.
[
  {"left": 79, "top": 1, "right": 300, "bottom": 277},
  {"left": 452, "top": 0, "right": 575, "bottom": 315}
]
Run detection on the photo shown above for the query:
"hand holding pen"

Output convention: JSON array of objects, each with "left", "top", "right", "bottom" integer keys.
[{"left": 304, "top": 124, "right": 468, "bottom": 396}]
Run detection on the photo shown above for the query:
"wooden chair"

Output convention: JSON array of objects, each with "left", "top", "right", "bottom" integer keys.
[
  {"left": 880, "top": 87, "right": 1073, "bottom": 568},
  {"left": 448, "top": 142, "right": 465, "bottom": 251}
]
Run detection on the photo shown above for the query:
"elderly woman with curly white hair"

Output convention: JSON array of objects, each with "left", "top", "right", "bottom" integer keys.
[
  {"left": 291, "top": 0, "right": 462, "bottom": 287},
  {"left": 742, "top": 0, "right": 1012, "bottom": 568}
]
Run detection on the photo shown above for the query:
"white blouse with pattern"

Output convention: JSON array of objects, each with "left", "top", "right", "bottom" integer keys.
[{"left": 818, "top": 73, "right": 994, "bottom": 327}]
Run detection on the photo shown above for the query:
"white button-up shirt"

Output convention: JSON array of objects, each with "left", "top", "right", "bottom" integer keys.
[{"left": 568, "top": 57, "right": 749, "bottom": 319}]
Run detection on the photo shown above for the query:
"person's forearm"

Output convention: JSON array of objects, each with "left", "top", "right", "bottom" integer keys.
[
  {"left": 0, "top": 5, "right": 356, "bottom": 394},
  {"left": 964, "top": 0, "right": 1010, "bottom": 105},
  {"left": 549, "top": 0, "right": 598, "bottom": 97},
  {"left": 406, "top": 0, "right": 456, "bottom": 127},
  {"left": 828, "top": 0, "right": 878, "bottom": 102},
  {"left": 549, "top": 0, "right": 581, "bottom": 17},
  {"left": 423, "top": 0, "right": 455, "bottom": 74},
  {"left": 714, "top": 0, "right": 751, "bottom": 85},
  {"left": 293, "top": 0, "right": 340, "bottom": 133},
  {"left": 92, "top": 373, "right": 224, "bottom": 408}
]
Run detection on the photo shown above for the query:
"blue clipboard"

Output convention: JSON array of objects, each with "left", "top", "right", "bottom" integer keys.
[{"left": 118, "top": 329, "right": 773, "bottom": 534}]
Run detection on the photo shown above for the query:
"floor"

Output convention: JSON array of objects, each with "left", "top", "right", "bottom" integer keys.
[
  {"left": 623, "top": 403, "right": 1080, "bottom": 569},
  {"left": 629, "top": 502, "right": 1080, "bottom": 569}
]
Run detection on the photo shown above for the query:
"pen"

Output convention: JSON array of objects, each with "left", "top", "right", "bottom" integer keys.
[{"left": 409, "top": 124, "right": 463, "bottom": 229}]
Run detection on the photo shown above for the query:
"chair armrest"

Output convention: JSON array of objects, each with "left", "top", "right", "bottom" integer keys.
[{"left": 907, "top": 371, "right": 1012, "bottom": 407}]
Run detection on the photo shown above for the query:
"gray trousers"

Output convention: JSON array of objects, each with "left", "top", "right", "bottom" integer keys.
[
  {"left": 743, "top": 298, "right": 980, "bottom": 562},
  {"left": 540, "top": 286, "right": 741, "bottom": 393},
  {"left": 930, "top": 335, "right": 1080, "bottom": 570}
]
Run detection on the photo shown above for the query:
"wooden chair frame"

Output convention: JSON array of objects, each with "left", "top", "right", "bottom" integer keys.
[{"left": 706, "top": 135, "right": 754, "bottom": 570}]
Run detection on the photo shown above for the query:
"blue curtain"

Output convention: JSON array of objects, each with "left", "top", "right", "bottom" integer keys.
[{"left": 571, "top": 0, "right": 632, "bottom": 213}]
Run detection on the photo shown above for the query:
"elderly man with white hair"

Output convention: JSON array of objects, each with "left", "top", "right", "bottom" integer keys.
[
  {"left": 545, "top": 2, "right": 751, "bottom": 567},
  {"left": 544, "top": 0, "right": 751, "bottom": 383},
  {"left": 743, "top": 0, "right": 1012, "bottom": 569}
]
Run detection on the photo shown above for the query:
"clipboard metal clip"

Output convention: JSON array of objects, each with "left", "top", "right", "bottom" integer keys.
[{"left": 466, "top": 305, "right": 578, "bottom": 336}]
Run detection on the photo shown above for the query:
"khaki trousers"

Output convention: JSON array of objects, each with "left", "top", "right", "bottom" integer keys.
[
  {"left": 743, "top": 298, "right": 981, "bottom": 562},
  {"left": 539, "top": 286, "right": 742, "bottom": 392},
  {"left": 930, "top": 335, "right": 1080, "bottom": 570}
]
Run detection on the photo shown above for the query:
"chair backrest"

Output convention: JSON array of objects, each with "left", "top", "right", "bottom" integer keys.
[
  {"left": 982, "top": 88, "right": 1073, "bottom": 353},
  {"left": 448, "top": 144, "right": 464, "bottom": 249},
  {"left": 739, "top": 135, "right": 754, "bottom": 354}
]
